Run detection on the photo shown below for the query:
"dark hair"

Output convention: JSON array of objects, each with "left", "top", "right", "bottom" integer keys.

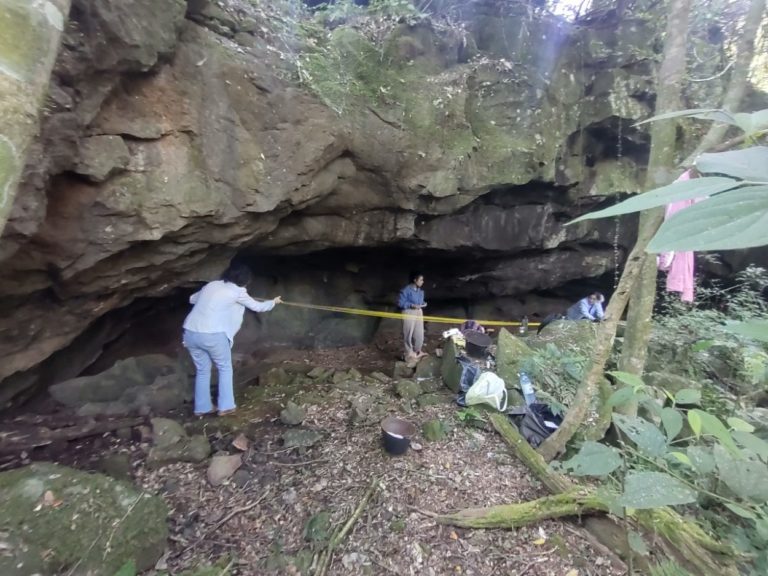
[
  {"left": 410, "top": 270, "right": 424, "bottom": 283},
  {"left": 591, "top": 292, "right": 605, "bottom": 302},
  {"left": 221, "top": 264, "right": 252, "bottom": 287}
]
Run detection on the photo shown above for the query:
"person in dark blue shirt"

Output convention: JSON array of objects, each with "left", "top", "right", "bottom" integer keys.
[
  {"left": 398, "top": 271, "right": 427, "bottom": 361},
  {"left": 566, "top": 292, "right": 605, "bottom": 321}
]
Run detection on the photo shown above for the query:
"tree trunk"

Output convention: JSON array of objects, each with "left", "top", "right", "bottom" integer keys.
[
  {"left": 682, "top": 0, "right": 767, "bottom": 165},
  {"left": 618, "top": 0, "right": 767, "bottom": 408},
  {"left": 537, "top": 0, "right": 694, "bottom": 454},
  {"left": 0, "top": 0, "right": 71, "bottom": 236},
  {"left": 486, "top": 414, "right": 739, "bottom": 576}
]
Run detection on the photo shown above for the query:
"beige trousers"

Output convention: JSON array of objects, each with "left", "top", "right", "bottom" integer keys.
[{"left": 402, "top": 309, "right": 424, "bottom": 357}]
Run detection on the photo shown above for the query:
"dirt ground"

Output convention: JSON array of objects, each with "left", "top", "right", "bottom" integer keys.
[{"left": 1, "top": 336, "right": 624, "bottom": 576}]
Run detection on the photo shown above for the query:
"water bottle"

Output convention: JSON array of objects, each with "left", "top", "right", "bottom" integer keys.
[
  {"left": 519, "top": 316, "right": 529, "bottom": 336},
  {"left": 519, "top": 371, "right": 536, "bottom": 406}
]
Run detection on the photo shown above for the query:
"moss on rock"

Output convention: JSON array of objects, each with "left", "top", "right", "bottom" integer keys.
[{"left": 0, "top": 463, "right": 168, "bottom": 575}]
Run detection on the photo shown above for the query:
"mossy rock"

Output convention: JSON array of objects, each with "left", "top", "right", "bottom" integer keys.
[
  {"left": 495, "top": 328, "right": 535, "bottom": 389},
  {"left": 441, "top": 339, "right": 463, "bottom": 393},
  {"left": 422, "top": 419, "right": 450, "bottom": 442},
  {"left": 396, "top": 379, "right": 422, "bottom": 400},
  {"left": 533, "top": 320, "right": 598, "bottom": 358},
  {"left": 0, "top": 463, "right": 168, "bottom": 576},
  {"left": 417, "top": 392, "right": 451, "bottom": 408}
]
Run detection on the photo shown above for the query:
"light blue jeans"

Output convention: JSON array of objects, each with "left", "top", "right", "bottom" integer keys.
[{"left": 183, "top": 330, "right": 234, "bottom": 414}]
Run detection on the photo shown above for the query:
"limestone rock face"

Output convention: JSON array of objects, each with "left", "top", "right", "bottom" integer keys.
[{"left": 0, "top": 0, "right": 725, "bottom": 403}]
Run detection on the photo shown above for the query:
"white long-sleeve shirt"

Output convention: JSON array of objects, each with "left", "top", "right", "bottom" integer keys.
[{"left": 183, "top": 280, "right": 276, "bottom": 346}]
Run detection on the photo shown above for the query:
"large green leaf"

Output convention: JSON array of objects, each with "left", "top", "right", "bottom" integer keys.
[
  {"left": 687, "top": 446, "right": 715, "bottom": 474},
  {"left": 607, "top": 371, "right": 646, "bottom": 389},
  {"left": 674, "top": 389, "right": 701, "bottom": 405},
  {"left": 608, "top": 386, "right": 638, "bottom": 408},
  {"left": 724, "top": 319, "right": 768, "bottom": 343},
  {"left": 633, "top": 108, "right": 738, "bottom": 128},
  {"left": 732, "top": 431, "right": 768, "bottom": 462},
  {"left": 647, "top": 186, "right": 768, "bottom": 252},
  {"left": 689, "top": 409, "right": 741, "bottom": 456},
  {"left": 613, "top": 414, "right": 667, "bottom": 457},
  {"left": 661, "top": 408, "right": 683, "bottom": 440},
  {"left": 696, "top": 147, "right": 768, "bottom": 181},
  {"left": 714, "top": 445, "right": 768, "bottom": 501},
  {"left": 732, "top": 109, "right": 768, "bottom": 135},
  {"left": 568, "top": 177, "right": 739, "bottom": 223},
  {"left": 618, "top": 471, "right": 697, "bottom": 509},
  {"left": 561, "top": 441, "right": 623, "bottom": 476}
]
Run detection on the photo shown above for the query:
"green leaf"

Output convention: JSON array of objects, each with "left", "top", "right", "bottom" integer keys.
[
  {"left": 568, "top": 177, "right": 739, "bottom": 223},
  {"left": 724, "top": 319, "right": 768, "bottom": 343},
  {"left": 667, "top": 451, "right": 692, "bottom": 467},
  {"left": 688, "top": 410, "right": 702, "bottom": 437},
  {"left": 607, "top": 371, "right": 646, "bottom": 390},
  {"left": 727, "top": 417, "right": 755, "bottom": 433},
  {"left": 561, "top": 441, "right": 623, "bottom": 476},
  {"left": 691, "top": 339, "right": 715, "bottom": 352},
  {"left": 674, "top": 389, "right": 702, "bottom": 405},
  {"left": 647, "top": 186, "right": 768, "bottom": 252},
  {"left": 696, "top": 146, "right": 768, "bottom": 181},
  {"left": 690, "top": 409, "right": 742, "bottom": 456},
  {"left": 618, "top": 471, "right": 697, "bottom": 509},
  {"left": 723, "top": 502, "right": 757, "bottom": 520},
  {"left": 731, "top": 111, "right": 768, "bottom": 135},
  {"left": 113, "top": 562, "right": 137, "bottom": 576},
  {"left": 608, "top": 387, "right": 637, "bottom": 408},
  {"left": 633, "top": 108, "right": 739, "bottom": 128},
  {"left": 661, "top": 408, "right": 683, "bottom": 440},
  {"left": 628, "top": 530, "right": 650, "bottom": 556},
  {"left": 613, "top": 414, "right": 668, "bottom": 458},
  {"left": 687, "top": 446, "right": 716, "bottom": 474},
  {"left": 640, "top": 398, "right": 663, "bottom": 417},
  {"left": 714, "top": 444, "right": 768, "bottom": 501},
  {"left": 732, "top": 431, "right": 768, "bottom": 461}
]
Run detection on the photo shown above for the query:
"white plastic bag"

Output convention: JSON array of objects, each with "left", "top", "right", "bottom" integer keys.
[{"left": 465, "top": 372, "right": 508, "bottom": 412}]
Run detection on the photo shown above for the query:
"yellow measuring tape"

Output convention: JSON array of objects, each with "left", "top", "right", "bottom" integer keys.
[{"left": 277, "top": 300, "right": 541, "bottom": 327}]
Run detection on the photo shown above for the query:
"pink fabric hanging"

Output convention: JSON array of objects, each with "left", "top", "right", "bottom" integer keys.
[{"left": 657, "top": 170, "right": 699, "bottom": 302}]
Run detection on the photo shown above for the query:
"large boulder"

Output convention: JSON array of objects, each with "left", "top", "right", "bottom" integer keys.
[
  {"left": 0, "top": 463, "right": 168, "bottom": 576},
  {"left": 49, "top": 355, "right": 191, "bottom": 416},
  {"left": 495, "top": 328, "right": 535, "bottom": 389}
]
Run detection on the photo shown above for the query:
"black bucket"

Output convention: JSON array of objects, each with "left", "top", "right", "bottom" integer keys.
[
  {"left": 464, "top": 329, "right": 492, "bottom": 359},
  {"left": 381, "top": 416, "right": 417, "bottom": 456}
]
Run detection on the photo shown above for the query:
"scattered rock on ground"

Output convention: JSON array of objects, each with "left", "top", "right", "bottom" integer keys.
[
  {"left": 422, "top": 419, "right": 449, "bottom": 442},
  {"left": 417, "top": 393, "right": 451, "bottom": 408},
  {"left": 280, "top": 401, "right": 306, "bottom": 426},
  {"left": 396, "top": 379, "right": 422, "bottom": 400},
  {"left": 231, "top": 468, "right": 253, "bottom": 489},
  {"left": 349, "top": 393, "right": 388, "bottom": 426},
  {"left": 96, "top": 453, "right": 133, "bottom": 482},
  {"left": 414, "top": 356, "right": 442, "bottom": 380},
  {"left": 232, "top": 433, "right": 250, "bottom": 451},
  {"left": 282, "top": 428, "right": 323, "bottom": 448},
  {"left": 393, "top": 361, "right": 415, "bottom": 379},
  {"left": 207, "top": 454, "right": 243, "bottom": 486},
  {"left": 0, "top": 463, "right": 167, "bottom": 576},
  {"left": 147, "top": 418, "right": 211, "bottom": 467}
]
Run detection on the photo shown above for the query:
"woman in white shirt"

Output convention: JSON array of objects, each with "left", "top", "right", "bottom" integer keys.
[{"left": 183, "top": 264, "right": 282, "bottom": 416}]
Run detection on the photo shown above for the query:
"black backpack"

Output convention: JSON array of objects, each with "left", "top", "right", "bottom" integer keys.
[{"left": 509, "top": 403, "right": 563, "bottom": 447}]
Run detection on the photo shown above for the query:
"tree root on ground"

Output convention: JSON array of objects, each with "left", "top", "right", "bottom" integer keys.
[
  {"left": 314, "top": 477, "right": 380, "bottom": 576},
  {"left": 432, "top": 414, "right": 741, "bottom": 576}
]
